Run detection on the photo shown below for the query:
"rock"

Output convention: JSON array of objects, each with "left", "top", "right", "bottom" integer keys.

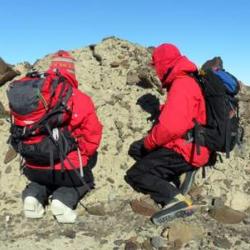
[
  {"left": 188, "top": 185, "right": 203, "bottom": 200},
  {"left": 114, "top": 239, "right": 124, "bottom": 246},
  {"left": 93, "top": 53, "right": 102, "bottom": 64},
  {"left": 213, "top": 236, "right": 232, "bottom": 249},
  {"left": 130, "top": 197, "right": 159, "bottom": 217},
  {"left": 116, "top": 141, "right": 123, "bottom": 152},
  {"left": 150, "top": 236, "right": 167, "bottom": 249},
  {"left": 4, "top": 166, "right": 12, "bottom": 174},
  {"left": 137, "top": 71, "right": 155, "bottom": 88},
  {"left": 89, "top": 44, "right": 102, "bottom": 64},
  {"left": 208, "top": 205, "right": 246, "bottom": 224},
  {"left": 0, "top": 58, "right": 20, "bottom": 86},
  {"left": 86, "top": 203, "right": 106, "bottom": 216},
  {"left": 114, "top": 120, "right": 124, "bottom": 129},
  {"left": 167, "top": 222, "right": 204, "bottom": 244},
  {"left": 141, "top": 239, "right": 153, "bottom": 250},
  {"left": 124, "top": 240, "right": 139, "bottom": 250},
  {"left": 121, "top": 44, "right": 129, "bottom": 50},
  {"left": 243, "top": 216, "right": 250, "bottom": 225},
  {"left": 110, "top": 61, "right": 120, "bottom": 68},
  {"left": 120, "top": 163, "right": 129, "bottom": 170},
  {"left": 107, "top": 177, "right": 115, "bottom": 184},
  {"left": 4, "top": 147, "right": 18, "bottom": 164},
  {"left": 170, "top": 240, "right": 183, "bottom": 250},
  {"left": 0, "top": 102, "right": 5, "bottom": 114},
  {"left": 89, "top": 44, "right": 96, "bottom": 51},
  {"left": 14, "top": 62, "right": 32, "bottom": 74},
  {"left": 100, "top": 239, "right": 108, "bottom": 245},
  {"left": 147, "top": 46, "right": 155, "bottom": 54},
  {"left": 161, "top": 228, "right": 169, "bottom": 238},
  {"left": 243, "top": 181, "right": 250, "bottom": 194},
  {"left": 61, "top": 229, "right": 76, "bottom": 239},
  {"left": 137, "top": 67, "right": 161, "bottom": 90},
  {"left": 120, "top": 60, "right": 130, "bottom": 69},
  {"left": 227, "top": 191, "right": 250, "bottom": 211},
  {"left": 0, "top": 101, "right": 9, "bottom": 118},
  {"left": 212, "top": 197, "right": 225, "bottom": 208},
  {"left": 126, "top": 70, "right": 140, "bottom": 85},
  {"left": 101, "top": 144, "right": 109, "bottom": 152}
]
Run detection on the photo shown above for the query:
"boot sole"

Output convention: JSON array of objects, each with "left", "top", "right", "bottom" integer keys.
[{"left": 151, "top": 206, "right": 195, "bottom": 225}]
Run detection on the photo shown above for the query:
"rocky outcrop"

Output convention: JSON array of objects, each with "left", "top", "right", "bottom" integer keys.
[
  {"left": 0, "top": 58, "right": 20, "bottom": 86},
  {"left": 0, "top": 37, "right": 250, "bottom": 250}
]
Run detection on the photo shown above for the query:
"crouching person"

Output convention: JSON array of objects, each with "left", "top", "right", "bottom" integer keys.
[
  {"left": 125, "top": 44, "right": 210, "bottom": 224},
  {"left": 7, "top": 50, "right": 102, "bottom": 223}
]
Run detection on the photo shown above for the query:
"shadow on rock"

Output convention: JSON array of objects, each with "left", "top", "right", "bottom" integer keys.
[{"left": 136, "top": 93, "right": 160, "bottom": 123}]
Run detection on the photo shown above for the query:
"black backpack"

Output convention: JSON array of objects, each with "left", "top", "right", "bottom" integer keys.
[{"left": 186, "top": 69, "right": 243, "bottom": 160}]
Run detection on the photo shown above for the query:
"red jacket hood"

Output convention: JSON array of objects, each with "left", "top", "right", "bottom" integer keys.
[
  {"left": 46, "top": 69, "right": 79, "bottom": 88},
  {"left": 152, "top": 44, "right": 197, "bottom": 87}
]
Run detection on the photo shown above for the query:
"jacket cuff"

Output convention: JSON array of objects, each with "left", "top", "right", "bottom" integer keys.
[{"left": 144, "top": 135, "right": 156, "bottom": 151}]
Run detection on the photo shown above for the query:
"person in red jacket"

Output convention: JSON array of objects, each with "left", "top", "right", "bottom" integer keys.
[
  {"left": 125, "top": 43, "right": 210, "bottom": 224},
  {"left": 22, "top": 50, "right": 103, "bottom": 223}
]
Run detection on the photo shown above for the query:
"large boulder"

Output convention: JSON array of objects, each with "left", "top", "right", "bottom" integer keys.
[{"left": 0, "top": 57, "right": 20, "bottom": 86}]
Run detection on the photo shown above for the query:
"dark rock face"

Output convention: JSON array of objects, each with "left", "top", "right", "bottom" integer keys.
[
  {"left": 0, "top": 58, "right": 20, "bottom": 86},
  {"left": 201, "top": 56, "right": 223, "bottom": 71}
]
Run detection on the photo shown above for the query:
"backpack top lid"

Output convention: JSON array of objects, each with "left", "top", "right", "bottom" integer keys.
[
  {"left": 7, "top": 71, "right": 73, "bottom": 127},
  {"left": 213, "top": 69, "right": 239, "bottom": 94},
  {"left": 201, "top": 56, "right": 239, "bottom": 95}
]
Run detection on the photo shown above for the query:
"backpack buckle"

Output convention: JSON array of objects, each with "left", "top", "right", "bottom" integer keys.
[{"left": 184, "top": 131, "right": 194, "bottom": 144}]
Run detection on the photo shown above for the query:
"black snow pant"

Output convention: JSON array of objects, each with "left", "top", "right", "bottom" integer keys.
[
  {"left": 22, "top": 153, "right": 97, "bottom": 209},
  {"left": 125, "top": 148, "right": 194, "bottom": 205}
]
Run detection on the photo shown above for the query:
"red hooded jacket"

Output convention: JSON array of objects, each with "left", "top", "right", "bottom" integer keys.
[
  {"left": 144, "top": 44, "right": 210, "bottom": 167},
  {"left": 26, "top": 69, "right": 103, "bottom": 170}
]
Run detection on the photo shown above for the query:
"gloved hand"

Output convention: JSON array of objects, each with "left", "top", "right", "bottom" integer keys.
[{"left": 128, "top": 138, "right": 148, "bottom": 161}]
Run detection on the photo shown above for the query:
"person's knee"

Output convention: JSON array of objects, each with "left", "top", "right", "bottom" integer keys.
[
  {"left": 22, "top": 182, "right": 47, "bottom": 196},
  {"left": 125, "top": 167, "right": 144, "bottom": 186},
  {"left": 125, "top": 167, "right": 138, "bottom": 181},
  {"left": 52, "top": 185, "right": 89, "bottom": 209}
]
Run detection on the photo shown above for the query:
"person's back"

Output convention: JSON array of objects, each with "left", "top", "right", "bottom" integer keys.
[
  {"left": 9, "top": 50, "right": 103, "bottom": 223},
  {"left": 144, "top": 44, "right": 209, "bottom": 166},
  {"left": 125, "top": 43, "right": 210, "bottom": 224}
]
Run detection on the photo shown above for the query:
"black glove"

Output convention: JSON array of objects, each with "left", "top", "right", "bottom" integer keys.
[{"left": 128, "top": 138, "right": 148, "bottom": 161}]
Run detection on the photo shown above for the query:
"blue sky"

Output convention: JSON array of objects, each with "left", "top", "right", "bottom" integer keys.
[{"left": 1, "top": 0, "right": 249, "bottom": 84}]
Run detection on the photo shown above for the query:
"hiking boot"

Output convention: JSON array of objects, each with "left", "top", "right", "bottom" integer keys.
[
  {"left": 151, "top": 194, "right": 194, "bottom": 225},
  {"left": 51, "top": 199, "right": 77, "bottom": 224},
  {"left": 23, "top": 196, "right": 45, "bottom": 219},
  {"left": 179, "top": 170, "right": 196, "bottom": 195}
]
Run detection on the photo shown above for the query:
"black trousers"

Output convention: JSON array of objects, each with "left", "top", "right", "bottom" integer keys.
[
  {"left": 125, "top": 148, "right": 193, "bottom": 205},
  {"left": 22, "top": 153, "right": 97, "bottom": 209}
]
